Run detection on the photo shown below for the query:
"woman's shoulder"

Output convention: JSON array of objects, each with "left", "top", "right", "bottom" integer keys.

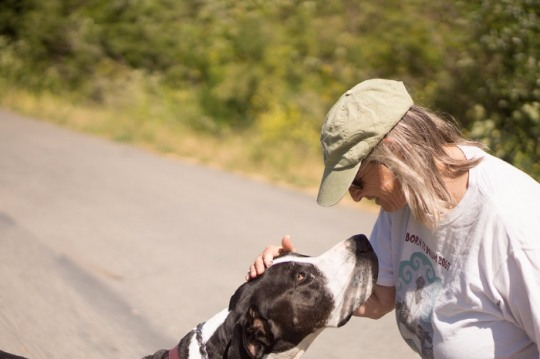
[
  {"left": 465, "top": 147, "right": 540, "bottom": 234},
  {"left": 461, "top": 145, "right": 538, "bottom": 192}
]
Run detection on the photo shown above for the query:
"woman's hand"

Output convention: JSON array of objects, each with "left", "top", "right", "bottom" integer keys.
[
  {"left": 246, "top": 235, "right": 297, "bottom": 281},
  {"left": 354, "top": 284, "right": 396, "bottom": 319}
]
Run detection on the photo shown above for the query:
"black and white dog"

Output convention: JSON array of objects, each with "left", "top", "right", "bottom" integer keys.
[{"left": 144, "top": 234, "right": 378, "bottom": 359}]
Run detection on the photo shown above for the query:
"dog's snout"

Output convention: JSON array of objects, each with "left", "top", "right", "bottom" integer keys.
[{"left": 348, "top": 234, "right": 373, "bottom": 255}]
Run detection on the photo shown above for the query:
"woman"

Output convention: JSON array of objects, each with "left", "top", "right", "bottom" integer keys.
[{"left": 248, "top": 79, "right": 540, "bottom": 358}]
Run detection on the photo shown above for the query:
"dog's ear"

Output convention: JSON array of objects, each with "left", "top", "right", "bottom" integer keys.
[
  {"left": 229, "top": 282, "right": 252, "bottom": 311},
  {"left": 241, "top": 306, "right": 273, "bottom": 359},
  {"left": 224, "top": 306, "right": 273, "bottom": 359}
]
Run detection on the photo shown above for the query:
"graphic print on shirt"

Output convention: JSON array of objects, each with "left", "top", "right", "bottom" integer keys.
[{"left": 396, "top": 252, "right": 442, "bottom": 359}]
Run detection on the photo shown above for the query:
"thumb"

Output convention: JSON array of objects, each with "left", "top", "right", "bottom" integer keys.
[{"left": 280, "top": 234, "right": 297, "bottom": 254}]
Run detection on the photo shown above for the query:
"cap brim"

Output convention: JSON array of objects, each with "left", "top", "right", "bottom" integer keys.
[{"left": 317, "top": 161, "right": 362, "bottom": 207}]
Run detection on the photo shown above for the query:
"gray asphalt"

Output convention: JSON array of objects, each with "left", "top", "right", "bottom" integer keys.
[{"left": 0, "top": 109, "right": 417, "bottom": 358}]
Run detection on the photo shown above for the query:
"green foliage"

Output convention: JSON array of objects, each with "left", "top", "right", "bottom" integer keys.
[
  {"left": 0, "top": 0, "right": 538, "bottom": 181},
  {"left": 0, "top": 0, "right": 33, "bottom": 40},
  {"left": 434, "top": 0, "right": 539, "bottom": 178}
]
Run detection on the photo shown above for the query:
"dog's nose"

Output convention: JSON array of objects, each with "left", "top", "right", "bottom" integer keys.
[{"left": 349, "top": 234, "right": 373, "bottom": 254}]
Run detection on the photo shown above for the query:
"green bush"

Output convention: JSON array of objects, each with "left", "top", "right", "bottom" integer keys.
[
  {"left": 434, "top": 0, "right": 539, "bottom": 179},
  {"left": 0, "top": 0, "right": 538, "bottom": 181}
]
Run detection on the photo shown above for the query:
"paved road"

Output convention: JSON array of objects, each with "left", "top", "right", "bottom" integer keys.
[{"left": 0, "top": 109, "right": 417, "bottom": 358}]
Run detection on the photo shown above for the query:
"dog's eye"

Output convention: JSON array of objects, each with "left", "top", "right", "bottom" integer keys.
[{"left": 296, "top": 271, "right": 306, "bottom": 282}]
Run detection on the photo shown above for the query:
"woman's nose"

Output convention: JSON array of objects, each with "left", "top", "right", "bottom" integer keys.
[{"left": 348, "top": 187, "right": 363, "bottom": 202}]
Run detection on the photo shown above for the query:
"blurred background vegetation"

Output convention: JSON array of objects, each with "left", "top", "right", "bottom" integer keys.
[{"left": 0, "top": 0, "right": 538, "bottom": 188}]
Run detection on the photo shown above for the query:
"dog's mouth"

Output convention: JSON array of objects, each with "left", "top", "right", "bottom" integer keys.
[
  {"left": 337, "top": 313, "right": 354, "bottom": 327},
  {"left": 334, "top": 268, "right": 376, "bottom": 326},
  {"left": 333, "top": 243, "right": 378, "bottom": 327}
]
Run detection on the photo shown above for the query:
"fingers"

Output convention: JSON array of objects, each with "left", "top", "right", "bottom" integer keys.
[
  {"left": 246, "top": 245, "right": 279, "bottom": 281},
  {"left": 245, "top": 235, "right": 296, "bottom": 281}
]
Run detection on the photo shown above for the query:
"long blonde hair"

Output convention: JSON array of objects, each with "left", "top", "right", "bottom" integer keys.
[{"left": 367, "top": 105, "right": 485, "bottom": 228}]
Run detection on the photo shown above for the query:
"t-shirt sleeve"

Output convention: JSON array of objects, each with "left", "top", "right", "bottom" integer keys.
[
  {"left": 494, "top": 246, "right": 540, "bottom": 349},
  {"left": 370, "top": 210, "right": 395, "bottom": 287}
]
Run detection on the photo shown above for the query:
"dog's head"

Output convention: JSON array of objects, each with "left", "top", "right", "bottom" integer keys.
[{"left": 223, "top": 234, "right": 378, "bottom": 359}]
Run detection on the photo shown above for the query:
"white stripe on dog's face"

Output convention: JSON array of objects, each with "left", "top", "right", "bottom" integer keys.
[{"left": 272, "top": 235, "right": 377, "bottom": 328}]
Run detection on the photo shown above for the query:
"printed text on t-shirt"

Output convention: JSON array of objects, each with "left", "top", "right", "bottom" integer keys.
[{"left": 405, "top": 232, "right": 451, "bottom": 271}]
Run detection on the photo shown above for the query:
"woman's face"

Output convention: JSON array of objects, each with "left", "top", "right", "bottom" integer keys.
[{"left": 348, "top": 162, "right": 406, "bottom": 212}]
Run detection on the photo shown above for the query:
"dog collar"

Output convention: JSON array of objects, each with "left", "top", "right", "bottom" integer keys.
[
  {"left": 167, "top": 323, "right": 208, "bottom": 359},
  {"left": 196, "top": 322, "right": 209, "bottom": 359},
  {"left": 168, "top": 343, "right": 180, "bottom": 359}
]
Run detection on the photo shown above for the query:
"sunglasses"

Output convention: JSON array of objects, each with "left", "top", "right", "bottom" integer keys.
[{"left": 349, "top": 172, "right": 364, "bottom": 191}]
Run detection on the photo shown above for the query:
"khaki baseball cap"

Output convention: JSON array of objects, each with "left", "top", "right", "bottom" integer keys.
[{"left": 317, "top": 79, "right": 413, "bottom": 207}]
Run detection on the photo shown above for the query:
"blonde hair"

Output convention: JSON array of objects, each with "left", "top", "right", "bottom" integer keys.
[{"left": 366, "top": 105, "right": 485, "bottom": 228}]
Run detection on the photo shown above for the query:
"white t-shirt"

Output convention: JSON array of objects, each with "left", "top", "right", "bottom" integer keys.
[{"left": 370, "top": 146, "right": 540, "bottom": 359}]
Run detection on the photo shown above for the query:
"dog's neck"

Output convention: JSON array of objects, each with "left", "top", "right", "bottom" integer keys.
[
  {"left": 188, "top": 309, "right": 229, "bottom": 358},
  {"left": 187, "top": 309, "right": 321, "bottom": 359},
  {"left": 264, "top": 330, "right": 322, "bottom": 359}
]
